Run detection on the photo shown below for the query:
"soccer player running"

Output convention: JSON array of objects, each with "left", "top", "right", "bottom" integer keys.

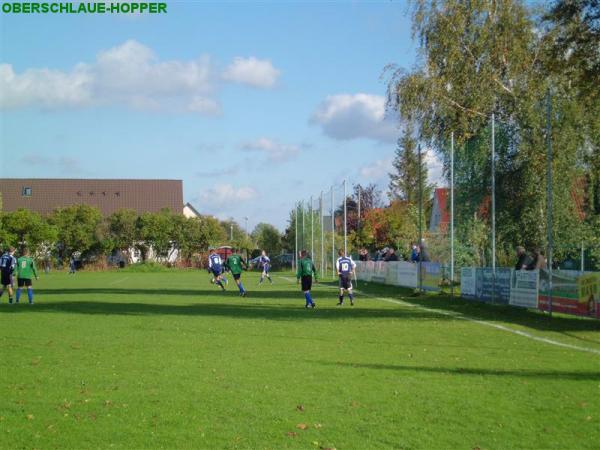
[
  {"left": 336, "top": 249, "right": 356, "bottom": 306},
  {"left": 16, "top": 248, "right": 38, "bottom": 305},
  {"left": 258, "top": 250, "right": 273, "bottom": 285},
  {"left": 296, "top": 250, "right": 317, "bottom": 308},
  {"left": 226, "top": 248, "right": 248, "bottom": 297},
  {"left": 208, "top": 248, "right": 227, "bottom": 291},
  {"left": 0, "top": 247, "right": 17, "bottom": 304}
]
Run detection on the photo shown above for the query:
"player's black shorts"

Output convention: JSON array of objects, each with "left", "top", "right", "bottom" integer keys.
[
  {"left": 17, "top": 278, "right": 32, "bottom": 287},
  {"left": 339, "top": 275, "right": 352, "bottom": 290},
  {"left": 301, "top": 275, "right": 312, "bottom": 291},
  {"left": 233, "top": 273, "right": 241, "bottom": 280},
  {"left": 263, "top": 264, "right": 270, "bottom": 273},
  {"left": 1, "top": 272, "right": 13, "bottom": 286}
]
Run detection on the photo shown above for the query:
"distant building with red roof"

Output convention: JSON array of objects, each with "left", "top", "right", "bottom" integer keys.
[
  {"left": 429, "top": 188, "right": 449, "bottom": 233},
  {"left": 429, "top": 179, "right": 586, "bottom": 234}
]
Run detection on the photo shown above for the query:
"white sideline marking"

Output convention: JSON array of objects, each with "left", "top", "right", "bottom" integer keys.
[
  {"left": 361, "top": 292, "right": 600, "bottom": 356},
  {"left": 277, "top": 276, "right": 600, "bottom": 355},
  {"left": 108, "top": 277, "right": 129, "bottom": 286}
]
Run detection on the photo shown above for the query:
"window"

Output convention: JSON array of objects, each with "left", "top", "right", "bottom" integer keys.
[{"left": 22, "top": 187, "right": 32, "bottom": 197}]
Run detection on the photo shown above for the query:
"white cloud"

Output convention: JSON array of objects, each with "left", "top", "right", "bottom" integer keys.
[
  {"left": 359, "top": 150, "right": 444, "bottom": 186},
  {"left": 0, "top": 41, "right": 281, "bottom": 113},
  {"left": 241, "top": 137, "right": 299, "bottom": 162},
  {"left": 0, "top": 63, "right": 92, "bottom": 108},
  {"left": 311, "top": 93, "right": 399, "bottom": 143},
  {"left": 222, "top": 57, "right": 280, "bottom": 88},
  {"left": 424, "top": 149, "right": 445, "bottom": 186},
  {"left": 197, "top": 184, "right": 258, "bottom": 209},
  {"left": 360, "top": 157, "right": 393, "bottom": 181}
]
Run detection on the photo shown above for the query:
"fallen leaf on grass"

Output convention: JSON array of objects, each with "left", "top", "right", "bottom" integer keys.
[
  {"left": 60, "top": 400, "right": 71, "bottom": 409},
  {"left": 286, "top": 431, "right": 298, "bottom": 438},
  {"left": 586, "top": 416, "right": 593, "bottom": 421},
  {"left": 296, "top": 423, "right": 309, "bottom": 430},
  {"left": 296, "top": 404, "right": 305, "bottom": 412},
  {"left": 26, "top": 414, "right": 34, "bottom": 420},
  {"left": 313, "top": 423, "right": 322, "bottom": 429}
]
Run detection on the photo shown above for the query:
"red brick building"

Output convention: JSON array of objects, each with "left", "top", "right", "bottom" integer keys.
[{"left": 0, "top": 178, "right": 183, "bottom": 216}]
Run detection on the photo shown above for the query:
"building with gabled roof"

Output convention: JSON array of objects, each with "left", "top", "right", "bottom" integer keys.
[{"left": 0, "top": 178, "right": 183, "bottom": 216}]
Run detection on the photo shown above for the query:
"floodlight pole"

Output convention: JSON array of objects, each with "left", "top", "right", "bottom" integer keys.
[
  {"left": 450, "top": 131, "right": 455, "bottom": 298},
  {"left": 301, "top": 200, "right": 305, "bottom": 252},
  {"left": 546, "top": 90, "right": 554, "bottom": 317},
  {"left": 310, "top": 195, "right": 314, "bottom": 259},
  {"left": 331, "top": 187, "right": 335, "bottom": 279},
  {"left": 294, "top": 202, "right": 298, "bottom": 270},
  {"left": 491, "top": 112, "right": 496, "bottom": 304},
  {"left": 418, "top": 143, "right": 423, "bottom": 293},
  {"left": 320, "top": 191, "right": 325, "bottom": 276},
  {"left": 357, "top": 185, "right": 361, "bottom": 226},
  {"left": 581, "top": 241, "right": 584, "bottom": 272},
  {"left": 343, "top": 179, "right": 348, "bottom": 256}
]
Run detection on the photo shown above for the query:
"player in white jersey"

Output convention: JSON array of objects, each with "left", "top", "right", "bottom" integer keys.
[
  {"left": 0, "top": 247, "right": 17, "bottom": 304},
  {"left": 258, "top": 250, "right": 273, "bottom": 285},
  {"left": 336, "top": 249, "right": 356, "bottom": 306},
  {"left": 208, "top": 249, "right": 227, "bottom": 291}
]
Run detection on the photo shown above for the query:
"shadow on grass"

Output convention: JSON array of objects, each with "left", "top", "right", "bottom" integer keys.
[
  {"left": 346, "top": 281, "right": 600, "bottom": 335},
  {"left": 0, "top": 297, "right": 455, "bottom": 322},
  {"left": 316, "top": 360, "right": 600, "bottom": 381}
]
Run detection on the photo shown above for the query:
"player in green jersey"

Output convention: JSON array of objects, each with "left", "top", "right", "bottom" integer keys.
[
  {"left": 225, "top": 248, "right": 248, "bottom": 297},
  {"left": 16, "top": 248, "right": 38, "bottom": 304},
  {"left": 296, "top": 250, "right": 318, "bottom": 308}
]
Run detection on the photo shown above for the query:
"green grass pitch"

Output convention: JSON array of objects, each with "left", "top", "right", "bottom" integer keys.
[{"left": 1, "top": 270, "right": 599, "bottom": 449}]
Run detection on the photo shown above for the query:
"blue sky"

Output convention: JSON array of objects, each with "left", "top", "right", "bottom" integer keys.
[{"left": 0, "top": 1, "right": 443, "bottom": 230}]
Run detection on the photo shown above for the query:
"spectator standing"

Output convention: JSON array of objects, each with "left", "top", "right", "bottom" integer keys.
[
  {"left": 359, "top": 249, "right": 369, "bottom": 262},
  {"left": 515, "top": 246, "right": 532, "bottom": 270},
  {"left": 384, "top": 248, "right": 399, "bottom": 262},
  {"left": 527, "top": 248, "right": 547, "bottom": 270},
  {"left": 410, "top": 244, "right": 419, "bottom": 263},
  {"left": 418, "top": 242, "right": 430, "bottom": 262},
  {"left": 69, "top": 255, "right": 77, "bottom": 274}
]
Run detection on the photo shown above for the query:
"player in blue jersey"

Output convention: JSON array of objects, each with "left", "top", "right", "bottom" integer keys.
[
  {"left": 0, "top": 247, "right": 17, "bottom": 304},
  {"left": 258, "top": 250, "right": 273, "bottom": 285},
  {"left": 336, "top": 249, "right": 356, "bottom": 306},
  {"left": 208, "top": 248, "right": 227, "bottom": 291}
]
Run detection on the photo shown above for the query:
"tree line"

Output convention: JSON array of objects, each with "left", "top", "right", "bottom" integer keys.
[
  {"left": 283, "top": 0, "right": 599, "bottom": 270},
  {"left": 0, "top": 203, "right": 286, "bottom": 268},
  {"left": 386, "top": 0, "right": 599, "bottom": 268}
]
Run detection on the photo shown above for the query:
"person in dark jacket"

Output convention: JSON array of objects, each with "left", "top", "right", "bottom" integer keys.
[
  {"left": 410, "top": 244, "right": 419, "bottom": 263},
  {"left": 384, "top": 248, "right": 399, "bottom": 262},
  {"left": 515, "top": 246, "right": 532, "bottom": 270},
  {"left": 358, "top": 249, "right": 369, "bottom": 261},
  {"left": 418, "top": 242, "right": 430, "bottom": 262}
]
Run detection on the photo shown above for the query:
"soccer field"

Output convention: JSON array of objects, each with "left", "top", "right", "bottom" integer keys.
[{"left": 1, "top": 270, "right": 599, "bottom": 449}]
